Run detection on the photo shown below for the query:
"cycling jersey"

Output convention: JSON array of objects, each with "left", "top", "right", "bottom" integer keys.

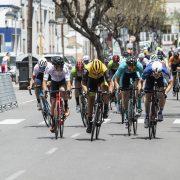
[
  {"left": 44, "top": 63, "right": 70, "bottom": 82},
  {"left": 169, "top": 56, "right": 180, "bottom": 66},
  {"left": 108, "top": 60, "right": 119, "bottom": 71},
  {"left": 71, "top": 67, "right": 83, "bottom": 78}
]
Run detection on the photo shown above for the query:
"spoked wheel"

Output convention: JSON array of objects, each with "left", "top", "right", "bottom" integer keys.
[
  {"left": 121, "top": 109, "right": 124, "bottom": 124},
  {"left": 91, "top": 106, "right": 100, "bottom": 141},
  {"left": 91, "top": 120, "right": 96, "bottom": 141},
  {"left": 152, "top": 121, "right": 157, "bottom": 138},
  {"left": 55, "top": 119, "right": 59, "bottom": 139},
  {"left": 148, "top": 120, "right": 153, "bottom": 140},
  {"left": 128, "top": 120, "right": 132, "bottom": 136},
  {"left": 133, "top": 119, "right": 137, "bottom": 135},
  {"left": 95, "top": 113, "right": 103, "bottom": 140},
  {"left": 42, "top": 111, "right": 51, "bottom": 127},
  {"left": 59, "top": 119, "right": 64, "bottom": 138},
  {"left": 80, "top": 97, "right": 87, "bottom": 127},
  {"left": 177, "top": 91, "right": 179, "bottom": 100}
]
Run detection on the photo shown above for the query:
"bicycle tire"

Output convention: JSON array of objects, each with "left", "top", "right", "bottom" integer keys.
[
  {"left": 59, "top": 121, "right": 64, "bottom": 138},
  {"left": 40, "top": 97, "right": 51, "bottom": 127},
  {"left": 55, "top": 118, "right": 59, "bottom": 139},
  {"left": 91, "top": 105, "right": 99, "bottom": 141},
  {"left": 152, "top": 122, "right": 157, "bottom": 138},
  {"left": 177, "top": 91, "right": 179, "bottom": 100},
  {"left": 133, "top": 120, "right": 137, "bottom": 135},
  {"left": 79, "top": 96, "right": 87, "bottom": 127},
  {"left": 95, "top": 109, "right": 103, "bottom": 139},
  {"left": 148, "top": 123, "right": 153, "bottom": 140},
  {"left": 128, "top": 100, "right": 133, "bottom": 136}
]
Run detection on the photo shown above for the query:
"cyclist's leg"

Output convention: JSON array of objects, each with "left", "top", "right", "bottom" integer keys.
[
  {"left": 34, "top": 78, "right": 42, "bottom": 110},
  {"left": 74, "top": 77, "right": 81, "bottom": 112},
  {"left": 50, "top": 80, "right": 59, "bottom": 132}
]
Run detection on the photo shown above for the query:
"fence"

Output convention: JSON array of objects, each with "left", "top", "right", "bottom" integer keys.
[{"left": 0, "top": 73, "right": 18, "bottom": 112}]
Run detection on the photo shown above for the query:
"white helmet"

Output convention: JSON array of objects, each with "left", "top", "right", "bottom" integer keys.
[
  {"left": 83, "top": 55, "right": 90, "bottom": 64},
  {"left": 138, "top": 53, "right": 145, "bottom": 59},
  {"left": 38, "top": 57, "right": 47, "bottom": 68},
  {"left": 152, "top": 61, "right": 162, "bottom": 73}
]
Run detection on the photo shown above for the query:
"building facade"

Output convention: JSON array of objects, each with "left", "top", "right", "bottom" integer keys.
[{"left": 0, "top": 0, "right": 57, "bottom": 56}]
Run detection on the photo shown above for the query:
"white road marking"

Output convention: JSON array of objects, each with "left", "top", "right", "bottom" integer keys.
[
  {"left": 71, "top": 133, "right": 81, "bottom": 138},
  {"left": 0, "top": 119, "right": 25, "bottom": 125},
  {"left": 46, "top": 148, "right": 58, "bottom": 155},
  {"left": 6, "top": 170, "right": 26, "bottom": 180},
  {"left": 138, "top": 118, "right": 144, "bottom": 123},
  {"left": 103, "top": 119, "right": 111, "bottom": 123},
  {"left": 173, "top": 119, "right": 180, "bottom": 124},
  {"left": 38, "top": 121, "right": 45, "bottom": 125},
  {"left": 19, "top": 99, "right": 36, "bottom": 105}
]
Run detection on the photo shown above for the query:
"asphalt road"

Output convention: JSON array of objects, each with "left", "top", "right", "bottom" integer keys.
[{"left": 0, "top": 86, "right": 180, "bottom": 180}]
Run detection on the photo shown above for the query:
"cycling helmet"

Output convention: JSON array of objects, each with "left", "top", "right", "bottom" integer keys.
[
  {"left": 126, "top": 43, "right": 133, "bottom": 50},
  {"left": 174, "top": 50, "right": 179, "bottom": 58},
  {"left": 76, "top": 59, "right": 84, "bottom": 71},
  {"left": 38, "top": 57, "right": 47, "bottom": 70},
  {"left": 83, "top": 55, "right": 90, "bottom": 64},
  {"left": 138, "top": 53, "right": 145, "bottom": 59},
  {"left": 112, "top": 55, "right": 120, "bottom": 63},
  {"left": 51, "top": 56, "right": 64, "bottom": 67},
  {"left": 126, "top": 56, "right": 137, "bottom": 66},
  {"left": 152, "top": 61, "right": 163, "bottom": 73},
  {"left": 123, "top": 51, "right": 130, "bottom": 58},
  {"left": 150, "top": 54, "right": 158, "bottom": 61},
  {"left": 91, "top": 59, "right": 102, "bottom": 74}
]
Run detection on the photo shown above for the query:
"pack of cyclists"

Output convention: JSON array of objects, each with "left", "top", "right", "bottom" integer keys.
[{"left": 28, "top": 46, "right": 180, "bottom": 136}]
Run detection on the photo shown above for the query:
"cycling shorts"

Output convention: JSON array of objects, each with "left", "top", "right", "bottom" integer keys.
[{"left": 50, "top": 79, "right": 66, "bottom": 98}]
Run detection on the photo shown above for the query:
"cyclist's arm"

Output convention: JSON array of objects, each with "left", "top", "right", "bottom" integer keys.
[{"left": 66, "top": 80, "right": 71, "bottom": 91}]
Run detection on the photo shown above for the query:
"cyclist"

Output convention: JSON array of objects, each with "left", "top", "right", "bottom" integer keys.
[
  {"left": 71, "top": 59, "right": 85, "bottom": 112},
  {"left": 28, "top": 57, "right": 49, "bottom": 110},
  {"left": 82, "top": 55, "right": 90, "bottom": 65},
  {"left": 169, "top": 50, "right": 180, "bottom": 95},
  {"left": 43, "top": 56, "right": 71, "bottom": 132},
  {"left": 82, "top": 59, "right": 111, "bottom": 133},
  {"left": 139, "top": 61, "right": 172, "bottom": 128},
  {"left": 113, "top": 56, "right": 143, "bottom": 128}
]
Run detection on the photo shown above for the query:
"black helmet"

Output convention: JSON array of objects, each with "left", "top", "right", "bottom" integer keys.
[
  {"left": 123, "top": 51, "right": 130, "bottom": 58},
  {"left": 126, "top": 56, "right": 137, "bottom": 66},
  {"left": 51, "top": 56, "right": 64, "bottom": 67},
  {"left": 174, "top": 50, "right": 179, "bottom": 58},
  {"left": 157, "top": 51, "right": 164, "bottom": 60}
]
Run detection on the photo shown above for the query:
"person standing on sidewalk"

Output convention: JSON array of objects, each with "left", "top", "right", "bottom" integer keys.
[{"left": 1, "top": 52, "right": 10, "bottom": 73}]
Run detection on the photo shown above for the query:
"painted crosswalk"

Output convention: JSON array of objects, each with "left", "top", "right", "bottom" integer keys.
[{"left": 0, "top": 119, "right": 26, "bottom": 125}]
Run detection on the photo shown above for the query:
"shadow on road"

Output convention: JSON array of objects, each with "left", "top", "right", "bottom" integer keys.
[
  {"left": 75, "top": 138, "right": 106, "bottom": 141},
  {"left": 65, "top": 125, "right": 85, "bottom": 128},
  {"left": 23, "top": 125, "right": 47, "bottom": 128},
  {"left": 37, "top": 136, "right": 63, "bottom": 140},
  {"left": 131, "top": 136, "right": 163, "bottom": 140},
  {"left": 109, "top": 133, "right": 129, "bottom": 137}
]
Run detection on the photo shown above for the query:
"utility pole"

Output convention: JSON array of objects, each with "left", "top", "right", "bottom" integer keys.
[{"left": 27, "top": 0, "right": 33, "bottom": 79}]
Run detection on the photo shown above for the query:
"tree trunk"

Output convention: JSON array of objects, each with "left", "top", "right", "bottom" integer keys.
[{"left": 91, "top": 37, "right": 104, "bottom": 61}]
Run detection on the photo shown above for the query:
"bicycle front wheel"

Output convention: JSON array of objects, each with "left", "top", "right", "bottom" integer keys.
[{"left": 59, "top": 119, "right": 64, "bottom": 138}]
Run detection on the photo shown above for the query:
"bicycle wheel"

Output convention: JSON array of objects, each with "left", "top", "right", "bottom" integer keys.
[
  {"left": 152, "top": 121, "right": 157, "bottom": 138},
  {"left": 148, "top": 121, "right": 153, "bottom": 140},
  {"left": 41, "top": 99, "right": 51, "bottom": 127},
  {"left": 80, "top": 96, "right": 87, "bottom": 127},
  {"left": 128, "top": 100, "right": 133, "bottom": 136},
  {"left": 177, "top": 91, "right": 179, "bottom": 100},
  {"left": 133, "top": 119, "right": 137, "bottom": 135},
  {"left": 121, "top": 107, "right": 124, "bottom": 124},
  {"left": 54, "top": 118, "right": 59, "bottom": 139},
  {"left": 91, "top": 106, "right": 99, "bottom": 141},
  {"left": 59, "top": 119, "right": 64, "bottom": 138},
  {"left": 95, "top": 108, "right": 103, "bottom": 139}
]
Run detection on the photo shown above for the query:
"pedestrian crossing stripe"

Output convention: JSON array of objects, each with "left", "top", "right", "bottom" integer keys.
[
  {"left": 173, "top": 119, "right": 180, "bottom": 124},
  {"left": 0, "top": 119, "right": 25, "bottom": 125}
]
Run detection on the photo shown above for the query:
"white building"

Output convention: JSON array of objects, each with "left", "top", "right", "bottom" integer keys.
[{"left": 0, "top": 0, "right": 57, "bottom": 56}]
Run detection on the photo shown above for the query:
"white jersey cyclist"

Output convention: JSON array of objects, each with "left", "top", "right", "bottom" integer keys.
[{"left": 44, "top": 62, "right": 70, "bottom": 82}]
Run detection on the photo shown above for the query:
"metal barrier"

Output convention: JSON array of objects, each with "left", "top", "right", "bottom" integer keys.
[{"left": 0, "top": 73, "right": 18, "bottom": 113}]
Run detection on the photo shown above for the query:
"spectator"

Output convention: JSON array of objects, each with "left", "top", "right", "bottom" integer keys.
[{"left": 1, "top": 52, "right": 10, "bottom": 73}]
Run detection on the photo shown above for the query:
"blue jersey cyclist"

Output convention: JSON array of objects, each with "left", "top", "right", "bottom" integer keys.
[
  {"left": 113, "top": 56, "right": 143, "bottom": 128},
  {"left": 139, "top": 61, "right": 172, "bottom": 128}
]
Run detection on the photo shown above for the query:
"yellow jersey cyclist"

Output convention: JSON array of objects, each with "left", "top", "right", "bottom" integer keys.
[
  {"left": 113, "top": 56, "right": 143, "bottom": 128},
  {"left": 71, "top": 59, "right": 85, "bottom": 112},
  {"left": 43, "top": 56, "right": 72, "bottom": 133},
  {"left": 82, "top": 59, "right": 111, "bottom": 133}
]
